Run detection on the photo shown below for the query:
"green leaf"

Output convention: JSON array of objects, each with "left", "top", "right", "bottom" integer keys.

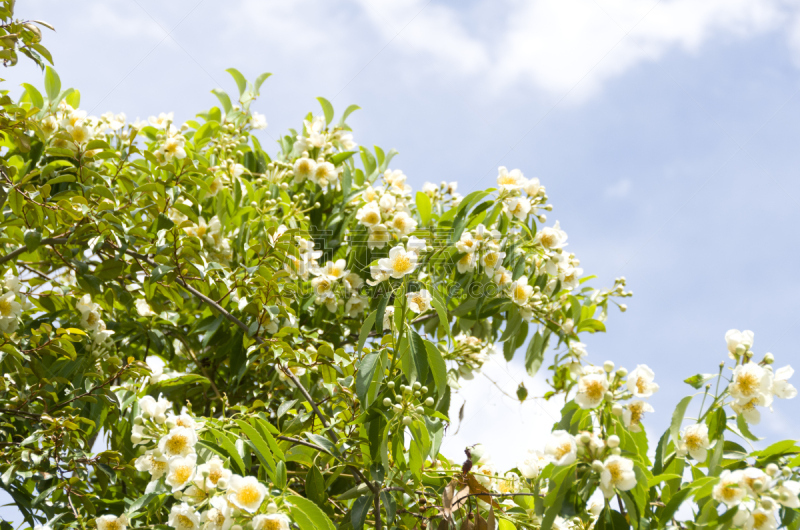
[
  {"left": 525, "top": 329, "right": 549, "bottom": 376},
  {"left": 424, "top": 340, "right": 447, "bottom": 400},
  {"left": 416, "top": 191, "right": 432, "bottom": 226},
  {"left": 44, "top": 66, "right": 60, "bottom": 101},
  {"left": 23, "top": 230, "right": 41, "bottom": 252},
  {"left": 330, "top": 151, "right": 356, "bottom": 166},
  {"left": 305, "top": 465, "right": 326, "bottom": 506},
  {"left": 648, "top": 473, "right": 682, "bottom": 488},
  {"left": 659, "top": 485, "right": 694, "bottom": 527},
  {"left": 595, "top": 508, "right": 630, "bottom": 530},
  {"left": 339, "top": 104, "right": 360, "bottom": 126},
  {"left": 356, "top": 352, "right": 380, "bottom": 404},
  {"left": 21, "top": 83, "right": 43, "bottom": 108},
  {"left": 359, "top": 146, "right": 376, "bottom": 176},
  {"left": 211, "top": 89, "right": 232, "bottom": 113},
  {"left": 736, "top": 414, "right": 762, "bottom": 441},
  {"left": 287, "top": 496, "right": 337, "bottom": 530},
  {"left": 351, "top": 495, "right": 372, "bottom": 530},
  {"left": 225, "top": 68, "right": 247, "bottom": 96},
  {"left": 408, "top": 327, "right": 429, "bottom": 384},
  {"left": 357, "top": 310, "right": 377, "bottom": 354},
  {"left": 317, "top": 97, "right": 334, "bottom": 125},
  {"left": 670, "top": 395, "right": 693, "bottom": 446},
  {"left": 576, "top": 318, "right": 606, "bottom": 333},
  {"left": 254, "top": 72, "right": 272, "bottom": 95},
  {"left": 235, "top": 419, "right": 276, "bottom": 480},
  {"left": 208, "top": 428, "right": 246, "bottom": 475},
  {"left": 684, "top": 373, "right": 716, "bottom": 389}
]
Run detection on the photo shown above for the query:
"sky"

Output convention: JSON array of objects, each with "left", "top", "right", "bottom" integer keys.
[{"left": 4, "top": 0, "right": 800, "bottom": 523}]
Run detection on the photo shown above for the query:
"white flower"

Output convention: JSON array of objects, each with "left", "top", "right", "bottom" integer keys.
[
  {"left": 741, "top": 467, "right": 768, "bottom": 495},
  {"left": 524, "top": 177, "right": 542, "bottom": 196},
  {"left": 575, "top": 371, "right": 609, "bottom": 409},
  {"left": 0, "top": 291, "right": 22, "bottom": 333},
  {"left": 292, "top": 156, "right": 316, "bottom": 184},
  {"left": 146, "top": 356, "right": 168, "bottom": 385},
  {"left": 504, "top": 196, "right": 531, "bottom": 220},
  {"left": 378, "top": 246, "right": 418, "bottom": 279},
  {"left": 473, "top": 224, "right": 501, "bottom": 242},
  {"left": 252, "top": 514, "right": 290, "bottom": 530},
  {"left": 622, "top": 400, "right": 653, "bottom": 432},
  {"left": 169, "top": 503, "right": 201, "bottom": 530},
  {"left": 517, "top": 449, "right": 548, "bottom": 479},
  {"left": 345, "top": 294, "right": 369, "bottom": 316},
  {"left": 250, "top": 112, "right": 267, "bottom": 130},
  {"left": 390, "top": 212, "right": 417, "bottom": 235},
  {"left": 480, "top": 249, "right": 506, "bottom": 274},
  {"left": 356, "top": 201, "right": 382, "bottom": 227},
  {"left": 41, "top": 115, "right": 59, "bottom": 136},
  {"left": 311, "top": 160, "right": 338, "bottom": 187},
  {"left": 379, "top": 193, "right": 397, "bottom": 212},
  {"left": 169, "top": 412, "right": 202, "bottom": 431},
  {"left": 776, "top": 480, "right": 800, "bottom": 508},
  {"left": 76, "top": 294, "right": 104, "bottom": 332},
  {"left": 626, "top": 364, "right": 659, "bottom": 398},
  {"left": 314, "top": 259, "right": 348, "bottom": 281},
  {"left": 344, "top": 272, "right": 364, "bottom": 292},
  {"left": 135, "top": 452, "right": 169, "bottom": 480},
  {"left": 559, "top": 266, "right": 583, "bottom": 291},
  {"left": 569, "top": 342, "right": 588, "bottom": 358},
  {"left": 201, "top": 496, "right": 233, "bottom": 530},
  {"left": 406, "top": 289, "right": 432, "bottom": 314},
  {"left": 135, "top": 298, "right": 155, "bottom": 317},
  {"left": 544, "top": 430, "right": 577, "bottom": 466},
  {"left": 367, "top": 224, "right": 391, "bottom": 249},
  {"left": 725, "top": 329, "right": 754, "bottom": 358},
  {"left": 194, "top": 456, "right": 231, "bottom": 492},
  {"left": 138, "top": 394, "right": 170, "bottom": 420},
  {"left": 496, "top": 166, "right": 525, "bottom": 191},
  {"left": 150, "top": 112, "right": 174, "bottom": 129},
  {"left": 226, "top": 475, "right": 267, "bottom": 513},
  {"left": 310, "top": 276, "right": 335, "bottom": 297},
  {"left": 166, "top": 453, "right": 197, "bottom": 492},
  {"left": 509, "top": 276, "right": 533, "bottom": 306},
  {"left": 731, "top": 393, "right": 770, "bottom": 425},
  {"left": 770, "top": 365, "right": 797, "bottom": 399},
  {"left": 368, "top": 265, "right": 391, "bottom": 286},
  {"left": 535, "top": 221, "right": 568, "bottom": 249},
  {"left": 96, "top": 515, "right": 129, "bottom": 530},
  {"left": 712, "top": 470, "right": 746, "bottom": 507},
  {"left": 158, "top": 427, "right": 198, "bottom": 458},
  {"left": 730, "top": 362, "right": 772, "bottom": 404},
  {"left": 455, "top": 233, "right": 478, "bottom": 254},
  {"left": 735, "top": 507, "right": 777, "bottom": 530},
  {"left": 599, "top": 456, "right": 637, "bottom": 498},
  {"left": 383, "top": 306, "right": 395, "bottom": 330},
  {"left": 677, "top": 424, "right": 711, "bottom": 461},
  {"left": 406, "top": 235, "right": 428, "bottom": 255},
  {"left": 456, "top": 252, "right": 477, "bottom": 274},
  {"left": 493, "top": 266, "right": 513, "bottom": 286}
]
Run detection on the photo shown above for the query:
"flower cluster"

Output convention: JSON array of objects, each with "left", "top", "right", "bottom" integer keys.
[
  {"left": 712, "top": 465, "right": 799, "bottom": 529},
  {"left": 0, "top": 270, "right": 25, "bottom": 334},
  {"left": 356, "top": 170, "right": 417, "bottom": 248},
  {"left": 309, "top": 257, "right": 367, "bottom": 314},
  {"left": 184, "top": 216, "right": 234, "bottom": 265}
]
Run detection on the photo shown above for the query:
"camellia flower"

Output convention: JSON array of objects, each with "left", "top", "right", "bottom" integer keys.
[
  {"left": 226, "top": 475, "right": 268, "bottom": 513},
  {"left": 96, "top": 515, "right": 129, "bottom": 530},
  {"left": 149, "top": 112, "right": 174, "bottom": 129},
  {"left": 481, "top": 249, "right": 506, "bottom": 274},
  {"left": 169, "top": 503, "right": 201, "bottom": 530},
  {"left": 406, "top": 235, "right": 427, "bottom": 255},
  {"left": 382, "top": 306, "right": 395, "bottom": 330},
  {"left": 725, "top": 329, "right": 754, "bottom": 358},
  {"left": 378, "top": 246, "right": 418, "bottom": 279},
  {"left": 368, "top": 266, "right": 390, "bottom": 286},
  {"left": 731, "top": 393, "right": 770, "bottom": 425},
  {"left": 730, "top": 362, "right": 772, "bottom": 404},
  {"left": 250, "top": 112, "right": 267, "bottom": 130},
  {"left": 344, "top": 272, "right": 364, "bottom": 292},
  {"left": 776, "top": 480, "right": 800, "bottom": 508},
  {"left": 356, "top": 202, "right": 382, "bottom": 227},
  {"left": 534, "top": 221, "right": 568, "bottom": 249},
  {"left": 367, "top": 224, "right": 391, "bottom": 249},
  {"left": 770, "top": 365, "right": 797, "bottom": 399},
  {"left": 292, "top": 156, "right": 316, "bottom": 184},
  {"left": 626, "top": 364, "right": 659, "bottom": 398},
  {"left": 575, "top": 368, "right": 609, "bottom": 409},
  {"left": 139, "top": 394, "right": 170, "bottom": 420},
  {"left": 493, "top": 266, "right": 513, "bottom": 286},
  {"left": 166, "top": 453, "right": 197, "bottom": 492},
  {"left": 456, "top": 252, "right": 477, "bottom": 274},
  {"left": 135, "top": 298, "right": 155, "bottom": 317},
  {"left": 677, "top": 423, "right": 711, "bottom": 461},
  {"left": 345, "top": 294, "right": 369, "bottom": 316},
  {"left": 135, "top": 452, "right": 169, "bottom": 481},
  {"left": 623, "top": 400, "right": 653, "bottom": 432},
  {"left": 496, "top": 166, "right": 525, "bottom": 191},
  {"left": 733, "top": 506, "right": 777, "bottom": 530},
  {"left": 201, "top": 496, "right": 233, "bottom": 530},
  {"left": 712, "top": 470, "right": 746, "bottom": 507},
  {"left": 741, "top": 467, "right": 768, "bottom": 495},
  {"left": 390, "top": 212, "right": 417, "bottom": 235},
  {"left": 0, "top": 291, "right": 22, "bottom": 333},
  {"left": 504, "top": 196, "right": 531, "bottom": 220},
  {"left": 544, "top": 430, "right": 577, "bottom": 466},
  {"left": 406, "top": 289, "right": 432, "bottom": 314},
  {"left": 158, "top": 426, "right": 198, "bottom": 458},
  {"left": 599, "top": 455, "right": 637, "bottom": 498},
  {"left": 455, "top": 233, "right": 478, "bottom": 254},
  {"left": 252, "top": 514, "right": 291, "bottom": 530},
  {"left": 518, "top": 449, "right": 548, "bottom": 479},
  {"left": 312, "top": 161, "right": 338, "bottom": 188},
  {"left": 524, "top": 177, "right": 542, "bottom": 196},
  {"left": 314, "top": 259, "right": 348, "bottom": 281},
  {"left": 509, "top": 276, "right": 533, "bottom": 306}
]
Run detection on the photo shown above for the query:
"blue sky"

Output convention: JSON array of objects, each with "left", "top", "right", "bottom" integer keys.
[{"left": 4, "top": 0, "right": 800, "bottom": 522}]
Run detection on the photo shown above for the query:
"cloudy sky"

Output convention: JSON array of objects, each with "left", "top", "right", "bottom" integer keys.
[{"left": 4, "top": 0, "right": 800, "bottom": 522}]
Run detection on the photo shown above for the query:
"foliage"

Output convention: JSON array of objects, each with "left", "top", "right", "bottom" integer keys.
[{"left": 1, "top": 4, "right": 798, "bottom": 530}]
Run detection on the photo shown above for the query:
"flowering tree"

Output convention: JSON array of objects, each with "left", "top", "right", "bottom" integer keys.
[{"left": 1, "top": 3, "right": 799, "bottom": 529}]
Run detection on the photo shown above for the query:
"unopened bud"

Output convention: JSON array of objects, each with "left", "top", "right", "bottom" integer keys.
[
  {"left": 612, "top": 404, "right": 624, "bottom": 416},
  {"left": 579, "top": 433, "right": 591, "bottom": 445},
  {"left": 424, "top": 397, "right": 435, "bottom": 407},
  {"left": 607, "top": 435, "right": 620, "bottom": 448},
  {"left": 735, "top": 344, "right": 746, "bottom": 356},
  {"left": 420, "top": 386, "right": 428, "bottom": 394},
  {"left": 782, "top": 467, "right": 792, "bottom": 477},
  {"left": 133, "top": 416, "right": 143, "bottom": 425},
  {"left": 155, "top": 413, "right": 167, "bottom": 424},
  {"left": 392, "top": 404, "right": 403, "bottom": 413},
  {"left": 267, "top": 502, "right": 278, "bottom": 514},
  {"left": 402, "top": 416, "right": 413, "bottom": 426},
  {"left": 763, "top": 353, "right": 774, "bottom": 364},
  {"left": 413, "top": 382, "right": 421, "bottom": 390},
  {"left": 616, "top": 368, "right": 628, "bottom": 378},
  {"left": 619, "top": 304, "right": 627, "bottom": 312},
  {"left": 611, "top": 447, "right": 621, "bottom": 456},
  {"left": 165, "top": 418, "right": 177, "bottom": 429},
  {"left": 386, "top": 381, "right": 395, "bottom": 389},
  {"left": 231, "top": 525, "right": 242, "bottom": 530},
  {"left": 591, "top": 460, "right": 604, "bottom": 473},
  {"left": 414, "top": 391, "right": 420, "bottom": 397},
  {"left": 217, "top": 478, "right": 228, "bottom": 489},
  {"left": 415, "top": 406, "right": 424, "bottom": 414},
  {"left": 173, "top": 491, "right": 183, "bottom": 500},
  {"left": 383, "top": 398, "right": 392, "bottom": 407},
  {"left": 766, "top": 463, "right": 780, "bottom": 477},
  {"left": 130, "top": 433, "right": 142, "bottom": 444},
  {"left": 395, "top": 394, "right": 404, "bottom": 403},
  {"left": 604, "top": 391, "right": 615, "bottom": 402},
  {"left": 603, "top": 361, "right": 615, "bottom": 373}
]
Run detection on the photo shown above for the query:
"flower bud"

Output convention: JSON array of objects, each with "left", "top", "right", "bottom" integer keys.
[
  {"left": 173, "top": 491, "right": 183, "bottom": 500},
  {"left": 735, "top": 344, "right": 746, "bottom": 356},
  {"left": 383, "top": 398, "right": 392, "bottom": 407},
  {"left": 619, "top": 304, "right": 627, "bottom": 312},
  {"left": 395, "top": 394, "right": 404, "bottom": 403},
  {"left": 611, "top": 447, "right": 621, "bottom": 456},
  {"left": 579, "top": 433, "right": 591, "bottom": 445},
  {"left": 130, "top": 433, "right": 142, "bottom": 444},
  {"left": 414, "top": 391, "right": 421, "bottom": 397},
  {"left": 413, "top": 382, "right": 421, "bottom": 390},
  {"left": 607, "top": 435, "right": 620, "bottom": 448},
  {"left": 403, "top": 385, "right": 412, "bottom": 395},
  {"left": 402, "top": 416, "right": 413, "bottom": 426},
  {"left": 142, "top": 410, "right": 152, "bottom": 419},
  {"left": 392, "top": 404, "right": 403, "bottom": 413},
  {"left": 387, "top": 381, "right": 395, "bottom": 389},
  {"left": 603, "top": 361, "right": 615, "bottom": 373},
  {"left": 763, "top": 353, "right": 774, "bottom": 364},
  {"left": 766, "top": 463, "right": 780, "bottom": 477},
  {"left": 782, "top": 467, "right": 792, "bottom": 477},
  {"left": 165, "top": 418, "right": 177, "bottom": 429},
  {"left": 217, "top": 478, "right": 228, "bottom": 489},
  {"left": 155, "top": 413, "right": 167, "bottom": 424},
  {"left": 761, "top": 497, "right": 775, "bottom": 510},
  {"left": 424, "top": 397, "right": 435, "bottom": 407},
  {"left": 267, "top": 503, "right": 278, "bottom": 514},
  {"left": 133, "top": 416, "right": 143, "bottom": 425},
  {"left": 591, "top": 460, "right": 604, "bottom": 473},
  {"left": 604, "top": 391, "right": 615, "bottom": 402},
  {"left": 420, "top": 386, "right": 428, "bottom": 394},
  {"left": 231, "top": 525, "right": 242, "bottom": 530},
  {"left": 615, "top": 368, "right": 628, "bottom": 378},
  {"left": 612, "top": 404, "right": 623, "bottom": 416}
]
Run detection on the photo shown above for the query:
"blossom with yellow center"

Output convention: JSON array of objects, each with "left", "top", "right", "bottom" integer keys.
[
  {"left": 534, "top": 221, "right": 568, "bottom": 249},
  {"left": 712, "top": 470, "right": 746, "bottom": 507},
  {"left": 165, "top": 453, "right": 197, "bottom": 492},
  {"left": 509, "top": 276, "right": 533, "bottom": 306},
  {"left": 623, "top": 400, "right": 654, "bottom": 432},
  {"left": 252, "top": 514, "right": 291, "bottom": 530},
  {"left": 96, "top": 515, "right": 129, "bottom": 530},
  {"left": 406, "top": 289, "right": 432, "bottom": 314},
  {"left": 168, "top": 503, "right": 200, "bottom": 530},
  {"left": 730, "top": 362, "right": 772, "bottom": 404},
  {"left": 368, "top": 224, "right": 392, "bottom": 250},
  {"left": 378, "top": 246, "right": 418, "bottom": 279},
  {"left": 158, "top": 427, "right": 198, "bottom": 458},
  {"left": 599, "top": 456, "right": 637, "bottom": 498},
  {"left": 575, "top": 371, "right": 609, "bottom": 409},
  {"left": 626, "top": 364, "right": 659, "bottom": 398},
  {"left": 544, "top": 430, "right": 577, "bottom": 466},
  {"left": 496, "top": 166, "right": 525, "bottom": 191},
  {"left": 226, "top": 475, "right": 267, "bottom": 513},
  {"left": 356, "top": 201, "right": 382, "bottom": 227}
]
